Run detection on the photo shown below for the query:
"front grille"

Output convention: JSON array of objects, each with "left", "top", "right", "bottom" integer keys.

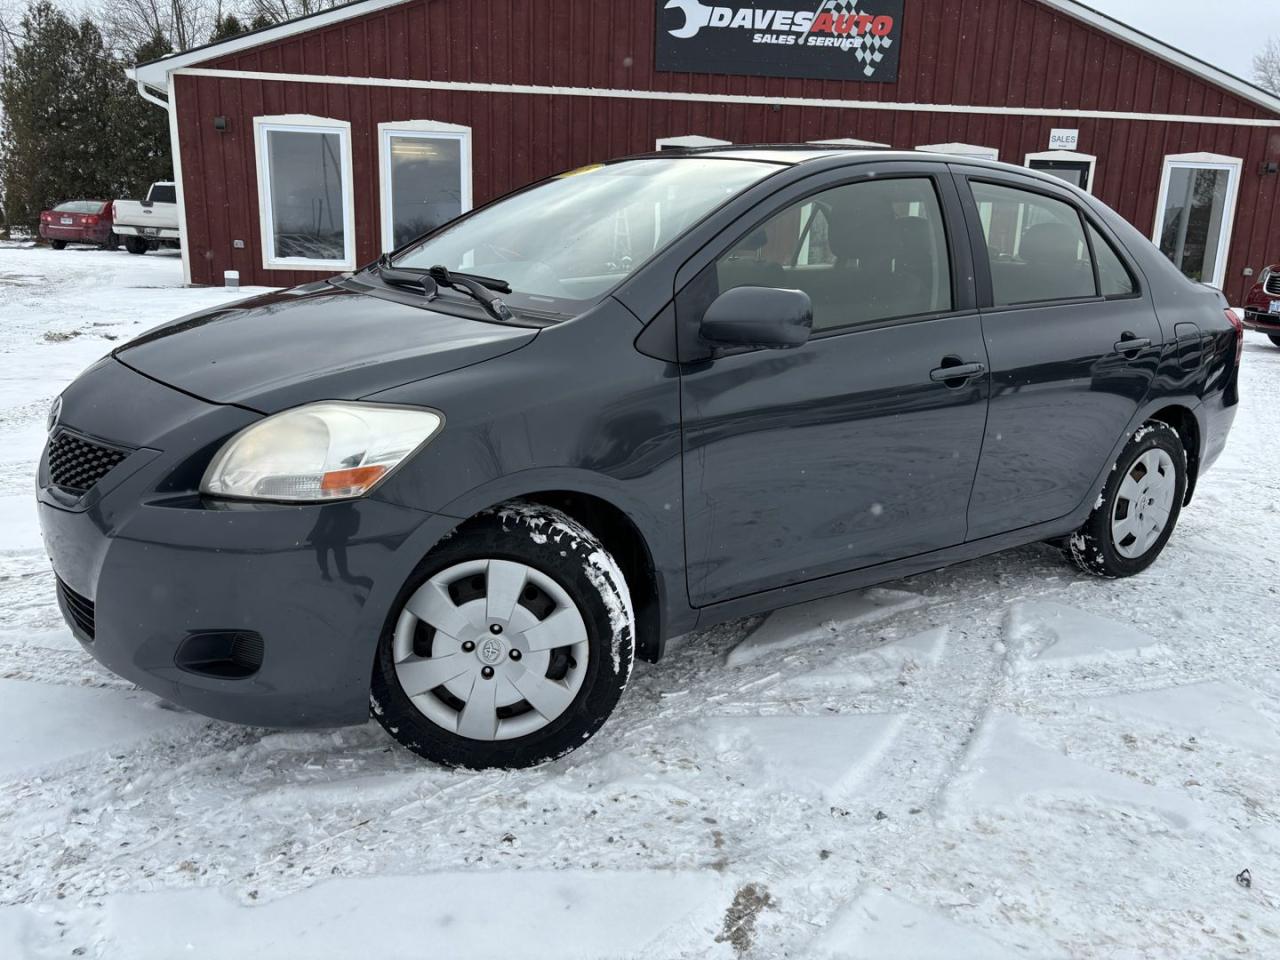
[
  {"left": 56, "top": 576, "right": 95, "bottom": 640},
  {"left": 47, "top": 430, "right": 130, "bottom": 493},
  {"left": 1266, "top": 274, "right": 1280, "bottom": 296}
]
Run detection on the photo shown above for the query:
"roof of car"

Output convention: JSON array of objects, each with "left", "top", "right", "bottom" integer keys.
[{"left": 646, "top": 144, "right": 1014, "bottom": 169}]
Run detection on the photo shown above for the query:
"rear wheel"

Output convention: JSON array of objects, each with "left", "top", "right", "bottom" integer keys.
[
  {"left": 1268, "top": 334, "right": 1280, "bottom": 348},
  {"left": 371, "top": 502, "right": 635, "bottom": 768},
  {"left": 48, "top": 240, "right": 66, "bottom": 250},
  {"left": 1064, "top": 420, "right": 1186, "bottom": 578},
  {"left": 103, "top": 232, "right": 120, "bottom": 250},
  {"left": 124, "top": 235, "right": 148, "bottom": 255}
]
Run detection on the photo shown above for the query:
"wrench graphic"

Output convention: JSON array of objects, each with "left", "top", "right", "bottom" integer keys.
[{"left": 664, "top": 0, "right": 714, "bottom": 38}]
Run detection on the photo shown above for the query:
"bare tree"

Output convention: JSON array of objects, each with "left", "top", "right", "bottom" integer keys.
[
  {"left": 1255, "top": 37, "right": 1280, "bottom": 95},
  {"left": 101, "top": 0, "right": 225, "bottom": 53},
  {"left": 245, "top": 0, "right": 339, "bottom": 26}
]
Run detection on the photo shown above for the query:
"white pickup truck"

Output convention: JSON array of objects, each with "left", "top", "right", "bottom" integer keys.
[{"left": 112, "top": 182, "right": 180, "bottom": 255}]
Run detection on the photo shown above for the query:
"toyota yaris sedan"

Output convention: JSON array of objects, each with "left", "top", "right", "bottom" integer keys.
[{"left": 37, "top": 148, "right": 1240, "bottom": 768}]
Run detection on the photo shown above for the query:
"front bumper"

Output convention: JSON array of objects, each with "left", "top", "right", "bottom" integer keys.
[
  {"left": 37, "top": 359, "right": 456, "bottom": 728},
  {"left": 1242, "top": 309, "right": 1280, "bottom": 333}
]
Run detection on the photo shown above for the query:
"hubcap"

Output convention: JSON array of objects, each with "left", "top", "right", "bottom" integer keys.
[
  {"left": 1110, "top": 448, "right": 1176, "bottom": 559},
  {"left": 392, "top": 559, "right": 590, "bottom": 741}
]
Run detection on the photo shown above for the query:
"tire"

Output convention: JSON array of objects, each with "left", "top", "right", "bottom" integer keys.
[
  {"left": 103, "top": 232, "right": 119, "bottom": 250},
  {"left": 124, "top": 235, "right": 148, "bottom": 255},
  {"left": 371, "top": 501, "right": 635, "bottom": 768},
  {"left": 1268, "top": 334, "right": 1280, "bottom": 348},
  {"left": 1065, "top": 420, "right": 1186, "bottom": 578},
  {"left": 49, "top": 240, "right": 66, "bottom": 250}
]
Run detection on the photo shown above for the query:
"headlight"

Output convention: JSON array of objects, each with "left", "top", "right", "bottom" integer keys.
[{"left": 200, "top": 402, "right": 443, "bottom": 502}]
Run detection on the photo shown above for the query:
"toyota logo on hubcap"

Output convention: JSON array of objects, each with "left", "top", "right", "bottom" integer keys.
[{"left": 478, "top": 637, "right": 504, "bottom": 664}]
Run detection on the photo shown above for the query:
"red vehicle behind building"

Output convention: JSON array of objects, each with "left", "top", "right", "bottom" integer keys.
[
  {"left": 38, "top": 201, "right": 116, "bottom": 250},
  {"left": 1243, "top": 265, "right": 1280, "bottom": 346}
]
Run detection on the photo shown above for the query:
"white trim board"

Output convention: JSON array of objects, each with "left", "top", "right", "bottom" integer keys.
[
  {"left": 377, "top": 120, "right": 473, "bottom": 252},
  {"left": 132, "top": 0, "right": 1280, "bottom": 120},
  {"left": 172, "top": 68, "right": 1280, "bottom": 127},
  {"left": 253, "top": 114, "right": 357, "bottom": 272},
  {"left": 166, "top": 73, "right": 192, "bottom": 285}
]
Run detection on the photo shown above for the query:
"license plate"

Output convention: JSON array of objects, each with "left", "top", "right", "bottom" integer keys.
[
  {"left": 142, "top": 227, "right": 159, "bottom": 237},
  {"left": 60, "top": 217, "right": 72, "bottom": 225},
  {"left": 1270, "top": 299, "right": 1280, "bottom": 315}
]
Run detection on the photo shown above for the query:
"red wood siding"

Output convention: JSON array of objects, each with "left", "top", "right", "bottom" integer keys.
[
  {"left": 172, "top": 0, "right": 1280, "bottom": 299},
  {"left": 202, "top": 0, "right": 1271, "bottom": 120}
]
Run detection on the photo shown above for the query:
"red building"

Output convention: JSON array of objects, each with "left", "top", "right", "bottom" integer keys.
[{"left": 129, "top": 0, "right": 1280, "bottom": 301}]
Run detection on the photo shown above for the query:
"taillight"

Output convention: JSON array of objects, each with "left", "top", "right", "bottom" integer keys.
[
  {"left": 84, "top": 215, "right": 98, "bottom": 225},
  {"left": 40, "top": 212, "right": 50, "bottom": 222},
  {"left": 1225, "top": 307, "right": 1244, "bottom": 366}
]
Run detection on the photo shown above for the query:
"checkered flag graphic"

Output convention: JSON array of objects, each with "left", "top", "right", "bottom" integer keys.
[{"left": 819, "top": 1, "right": 894, "bottom": 78}]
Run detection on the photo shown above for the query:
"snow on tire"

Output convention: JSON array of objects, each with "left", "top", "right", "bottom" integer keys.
[
  {"left": 370, "top": 500, "right": 635, "bottom": 769},
  {"left": 1065, "top": 420, "right": 1187, "bottom": 579}
]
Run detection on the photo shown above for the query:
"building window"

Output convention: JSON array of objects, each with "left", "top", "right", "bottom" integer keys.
[
  {"left": 254, "top": 115, "right": 355, "bottom": 271},
  {"left": 655, "top": 135, "right": 731, "bottom": 150},
  {"left": 915, "top": 142, "right": 1000, "bottom": 161},
  {"left": 378, "top": 121, "right": 473, "bottom": 252},
  {"left": 1152, "top": 152, "right": 1242, "bottom": 289},
  {"left": 1025, "top": 150, "right": 1097, "bottom": 193}
]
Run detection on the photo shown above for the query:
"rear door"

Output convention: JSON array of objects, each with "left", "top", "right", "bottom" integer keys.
[
  {"left": 678, "top": 162, "right": 991, "bottom": 607},
  {"left": 953, "top": 168, "right": 1164, "bottom": 540}
]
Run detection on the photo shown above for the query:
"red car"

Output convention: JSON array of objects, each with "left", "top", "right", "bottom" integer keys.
[
  {"left": 38, "top": 200, "right": 116, "bottom": 250},
  {"left": 1244, "top": 264, "right": 1280, "bottom": 346}
]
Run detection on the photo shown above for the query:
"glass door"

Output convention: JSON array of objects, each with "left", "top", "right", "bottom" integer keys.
[
  {"left": 379, "top": 123, "right": 472, "bottom": 252},
  {"left": 1153, "top": 154, "right": 1241, "bottom": 289}
]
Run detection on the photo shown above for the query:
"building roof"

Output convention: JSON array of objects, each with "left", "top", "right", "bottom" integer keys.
[{"left": 130, "top": 0, "right": 1280, "bottom": 120}]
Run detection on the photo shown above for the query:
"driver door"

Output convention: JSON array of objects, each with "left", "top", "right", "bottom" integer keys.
[{"left": 678, "top": 165, "right": 990, "bottom": 607}]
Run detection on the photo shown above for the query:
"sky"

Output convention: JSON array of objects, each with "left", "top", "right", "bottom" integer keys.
[{"left": 1086, "top": 0, "right": 1279, "bottom": 86}]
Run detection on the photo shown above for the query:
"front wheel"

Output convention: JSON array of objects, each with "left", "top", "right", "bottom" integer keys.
[
  {"left": 48, "top": 240, "right": 66, "bottom": 250},
  {"left": 1065, "top": 420, "right": 1186, "bottom": 578},
  {"left": 371, "top": 502, "right": 635, "bottom": 768}
]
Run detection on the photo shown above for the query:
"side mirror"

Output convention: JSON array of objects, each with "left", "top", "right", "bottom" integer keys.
[{"left": 699, "top": 286, "right": 813, "bottom": 350}]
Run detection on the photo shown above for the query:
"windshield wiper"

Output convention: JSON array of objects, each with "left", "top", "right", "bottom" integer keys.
[
  {"left": 427, "top": 265, "right": 515, "bottom": 322},
  {"left": 372, "top": 256, "right": 515, "bottom": 323}
]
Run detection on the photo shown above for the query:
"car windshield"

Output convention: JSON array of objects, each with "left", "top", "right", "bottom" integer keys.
[
  {"left": 53, "top": 201, "right": 105, "bottom": 214},
  {"left": 389, "top": 157, "right": 778, "bottom": 314}
]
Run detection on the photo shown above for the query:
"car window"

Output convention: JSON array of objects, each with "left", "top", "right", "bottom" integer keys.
[
  {"left": 53, "top": 201, "right": 104, "bottom": 214},
  {"left": 971, "top": 181, "right": 1096, "bottom": 306},
  {"left": 713, "top": 177, "right": 953, "bottom": 333},
  {"left": 1088, "top": 222, "right": 1137, "bottom": 297},
  {"left": 148, "top": 184, "right": 176, "bottom": 204}
]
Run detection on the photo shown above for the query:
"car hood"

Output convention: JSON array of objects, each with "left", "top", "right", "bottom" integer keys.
[{"left": 114, "top": 280, "right": 538, "bottom": 413}]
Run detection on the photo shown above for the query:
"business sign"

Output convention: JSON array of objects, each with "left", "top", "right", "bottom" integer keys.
[
  {"left": 1048, "top": 128, "right": 1080, "bottom": 150},
  {"left": 656, "top": 0, "right": 905, "bottom": 83}
]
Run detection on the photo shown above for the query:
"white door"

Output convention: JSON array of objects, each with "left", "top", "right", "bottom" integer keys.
[{"left": 1152, "top": 153, "right": 1242, "bottom": 289}]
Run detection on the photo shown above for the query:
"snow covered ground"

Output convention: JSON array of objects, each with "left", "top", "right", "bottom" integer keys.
[{"left": 1, "top": 244, "right": 1278, "bottom": 958}]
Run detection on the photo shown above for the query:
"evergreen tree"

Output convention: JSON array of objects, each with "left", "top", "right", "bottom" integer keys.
[
  {"left": 105, "top": 30, "right": 173, "bottom": 200},
  {"left": 0, "top": 2, "right": 120, "bottom": 231},
  {"left": 209, "top": 13, "right": 247, "bottom": 43}
]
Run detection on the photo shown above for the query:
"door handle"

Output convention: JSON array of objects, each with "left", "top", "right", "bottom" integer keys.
[
  {"left": 929, "top": 361, "right": 987, "bottom": 384},
  {"left": 1113, "top": 333, "right": 1151, "bottom": 356}
]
